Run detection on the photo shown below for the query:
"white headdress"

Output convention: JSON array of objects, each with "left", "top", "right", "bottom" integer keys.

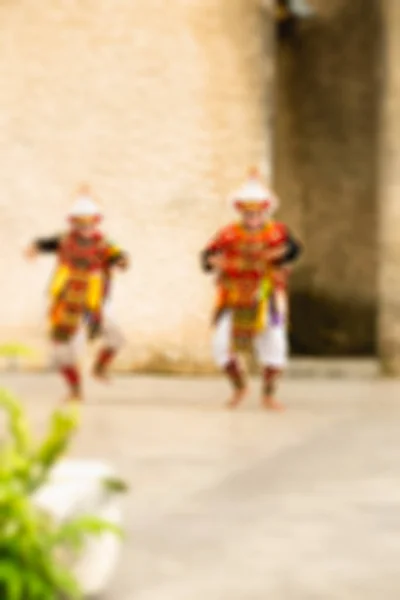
[
  {"left": 230, "top": 168, "right": 279, "bottom": 214},
  {"left": 68, "top": 184, "right": 102, "bottom": 220}
]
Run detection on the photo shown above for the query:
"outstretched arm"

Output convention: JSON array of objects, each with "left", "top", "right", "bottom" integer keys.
[
  {"left": 274, "top": 233, "right": 302, "bottom": 266},
  {"left": 200, "top": 227, "right": 233, "bottom": 273},
  {"left": 25, "top": 235, "right": 61, "bottom": 259},
  {"left": 109, "top": 252, "right": 129, "bottom": 269},
  {"left": 105, "top": 241, "right": 129, "bottom": 270},
  {"left": 201, "top": 247, "right": 222, "bottom": 272},
  {"left": 35, "top": 236, "right": 61, "bottom": 252}
]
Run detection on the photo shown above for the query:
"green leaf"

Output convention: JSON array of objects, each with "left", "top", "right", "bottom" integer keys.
[
  {"left": 29, "top": 405, "right": 80, "bottom": 491},
  {"left": 0, "top": 560, "right": 23, "bottom": 600},
  {"left": 0, "top": 389, "right": 33, "bottom": 456},
  {"left": 46, "top": 564, "right": 82, "bottom": 599},
  {"left": 24, "top": 570, "right": 57, "bottom": 600},
  {"left": 51, "top": 515, "right": 122, "bottom": 552},
  {"left": 102, "top": 476, "right": 129, "bottom": 493},
  {"left": 0, "top": 382, "right": 123, "bottom": 599},
  {"left": 0, "top": 343, "right": 36, "bottom": 358}
]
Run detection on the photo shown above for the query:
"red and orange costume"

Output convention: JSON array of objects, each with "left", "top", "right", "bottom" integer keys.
[
  {"left": 201, "top": 170, "right": 302, "bottom": 409},
  {"left": 205, "top": 220, "right": 291, "bottom": 352},
  {"left": 28, "top": 185, "right": 128, "bottom": 402},
  {"left": 49, "top": 230, "right": 123, "bottom": 343}
]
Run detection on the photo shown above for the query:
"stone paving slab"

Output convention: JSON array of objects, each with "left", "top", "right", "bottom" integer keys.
[
  {"left": 1, "top": 374, "right": 400, "bottom": 599},
  {"left": 0, "top": 357, "right": 380, "bottom": 379}
]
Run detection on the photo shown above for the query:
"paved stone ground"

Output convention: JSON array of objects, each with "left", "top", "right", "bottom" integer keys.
[{"left": 1, "top": 372, "right": 400, "bottom": 600}]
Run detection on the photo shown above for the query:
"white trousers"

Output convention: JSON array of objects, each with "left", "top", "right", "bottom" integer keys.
[
  {"left": 212, "top": 310, "right": 288, "bottom": 369},
  {"left": 52, "top": 303, "right": 125, "bottom": 367}
]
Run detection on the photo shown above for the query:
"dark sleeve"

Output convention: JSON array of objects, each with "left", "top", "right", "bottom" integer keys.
[
  {"left": 34, "top": 236, "right": 61, "bottom": 252},
  {"left": 200, "top": 248, "right": 220, "bottom": 273},
  {"left": 200, "top": 228, "right": 228, "bottom": 273},
  {"left": 274, "top": 233, "right": 302, "bottom": 266},
  {"left": 108, "top": 251, "right": 128, "bottom": 266}
]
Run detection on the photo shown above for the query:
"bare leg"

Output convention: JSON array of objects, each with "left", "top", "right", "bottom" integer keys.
[
  {"left": 225, "top": 357, "right": 247, "bottom": 409},
  {"left": 261, "top": 366, "right": 284, "bottom": 411},
  {"left": 93, "top": 313, "right": 124, "bottom": 382},
  {"left": 52, "top": 337, "right": 83, "bottom": 402},
  {"left": 92, "top": 346, "right": 117, "bottom": 382},
  {"left": 60, "top": 365, "right": 83, "bottom": 403}
]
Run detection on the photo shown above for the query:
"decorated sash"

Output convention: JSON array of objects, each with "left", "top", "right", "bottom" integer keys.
[
  {"left": 209, "top": 222, "right": 288, "bottom": 353},
  {"left": 49, "top": 232, "right": 108, "bottom": 342},
  {"left": 230, "top": 277, "right": 273, "bottom": 352}
]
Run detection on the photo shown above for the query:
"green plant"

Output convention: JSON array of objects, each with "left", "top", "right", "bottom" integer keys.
[
  {"left": 0, "top": 343, "right": 36, "bottom": 359},
  {"left": 0, "top": 388, "right": 125, "bottom": 599}
]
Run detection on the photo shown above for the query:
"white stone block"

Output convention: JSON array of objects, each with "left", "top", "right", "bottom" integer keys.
[{"left": 33, "top": 459, "right": 124, "bottom": 597}]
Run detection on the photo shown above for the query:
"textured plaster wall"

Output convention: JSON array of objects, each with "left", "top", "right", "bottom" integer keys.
[{"left": 0, "top": 0, "right": 274, "bottom": 371}]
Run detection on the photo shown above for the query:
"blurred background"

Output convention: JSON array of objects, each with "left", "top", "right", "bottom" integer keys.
[
  {"left": 0, "top": 0, "right": 397, "bottom": 371},
  {"left": 2, "top": 4, "right": 400, "bottom": 599}
]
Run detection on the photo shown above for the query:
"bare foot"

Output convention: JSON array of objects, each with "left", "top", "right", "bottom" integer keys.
[
  {"left": 226, "top": 387, "right": 248, "bottom": 409},
  {"left": 92, "top": 368, "right": 112, "bottom": 384},
  {"left": 262, "top": 395, "right": 285, "bottom": 411},
  {"left": 63, "top": 384, "right": 83, "bottom": 403},
  {"left": 65, "top": 393, "right": 83, "bottom": 404}
]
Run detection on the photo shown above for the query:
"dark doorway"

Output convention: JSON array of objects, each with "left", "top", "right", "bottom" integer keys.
[{"left": 273, "top": 0, "right": 382, "bottom": 356}]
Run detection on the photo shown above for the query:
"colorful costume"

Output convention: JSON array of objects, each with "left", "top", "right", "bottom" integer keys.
[
  {"left": 201, "top": 170, "right": 301, "bottom": 408},
  {"left": 30, "top": 186, "right": 128, "bottom": 401}
]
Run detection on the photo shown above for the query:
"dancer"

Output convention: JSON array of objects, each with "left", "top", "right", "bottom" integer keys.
[
  {"left": 201, "top": 169, "right": 302, "bottom": 410},
  {"left": 25, "top": 184, "right": 129, "bottom": 402}
]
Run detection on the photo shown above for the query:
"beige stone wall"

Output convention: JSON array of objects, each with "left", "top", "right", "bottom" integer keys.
[
  {"left": 274, "top": 0, "right": 382, "bottom": 355},
  {"left": 0, "top": 0, "right": 274, "bottom": 371}
]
